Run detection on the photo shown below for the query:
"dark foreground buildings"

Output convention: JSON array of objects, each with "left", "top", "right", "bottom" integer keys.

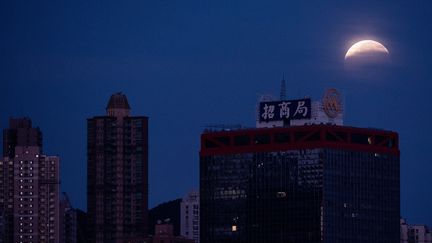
[
  {"left": 200, "top": 125, "right": 400, "bottom": 243},
  {"left": 200, "top": 88, "right": 400, "bottom": 243},
  {"left": 87, "top": 93, "right": 149, "bottom": 243},
  {"left": 60, "top": 192, "right": 77, "bottom": 243}
]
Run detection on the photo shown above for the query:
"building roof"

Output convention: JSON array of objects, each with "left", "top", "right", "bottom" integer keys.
[
  {"left": 106, "top": 92, "right": 131, "bottom": 110},
  {"left": 200, "top": 124, "right": 399, "bottom": 156}
]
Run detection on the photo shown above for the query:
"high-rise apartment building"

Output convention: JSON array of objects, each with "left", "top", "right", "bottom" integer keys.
[
  {"left": 2, "top": 118, "right": 42, "bottom": 159},
  {"left": 180, "top": 191, "right": 199, "bottom": 243},
  {"left": 200, "top": 125, "right": 400, "bottom": 243},
  {"left": 0, "top": 118, "right": 60, "bottom": 243},
  {"left": 87, "top": 93, "right": 149, "bottom": 243}
]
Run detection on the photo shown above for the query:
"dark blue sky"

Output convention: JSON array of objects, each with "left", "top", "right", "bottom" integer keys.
[{"left": 1, "top": 1, "right": 431, "bottom": 224}]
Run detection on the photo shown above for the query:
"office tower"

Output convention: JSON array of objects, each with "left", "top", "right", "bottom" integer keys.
[
  {"left": 60, "top": 192, "right": 77, "bottom": 243},
  {"left": 75, "top": 209, "right": 90, "bottom": 243},
  {"left": 2, "top": 117, "right": 42, "bottom": 160},
  {"left": 87, "top": 92, "right": 149, "bottom": 243},
  {"left": 0, "top": 118, "right": 60, "bottom": 243},
  {"left": 200, "top": 125, "right": 400, "bottom": 243},
  {"left": 180, "top": 191, "right": 199, "bottom": 243}
]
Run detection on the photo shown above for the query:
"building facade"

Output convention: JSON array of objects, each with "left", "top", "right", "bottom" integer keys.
[
  {"left": 87, "top": 93, "right": 149, "bottom": 243},
  {"left": 401, "top": 218, "right": 432, "bottom": 243},
  {"left": 200, "top": 125, "right": 400, "bottom": 243},
  {"left": 180, "top": 191, "right": 199, "bottom": 243},
  {"left": 0, "top": 211, "right": 4, "bottom": 243},
  {"left": 0, "top": 118, "right": 60, "bottom": 243}
]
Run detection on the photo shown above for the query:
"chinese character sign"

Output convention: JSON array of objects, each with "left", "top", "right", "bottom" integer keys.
[{"left": 259, "top": 99, "right": 311, "bottom": 122}]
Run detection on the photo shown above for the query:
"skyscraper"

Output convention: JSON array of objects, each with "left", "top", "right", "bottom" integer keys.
[
  {"left": 200, "top": 125, "right": 400, "bottom": 243},
  {"left": 87, "top": 93, "right": 149, "bottom": 243},
  {"left": 0, "top": 118, "right": 60, "bottom": 243}
]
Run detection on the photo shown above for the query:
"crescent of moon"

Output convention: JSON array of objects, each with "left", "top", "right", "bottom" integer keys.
[{"left": 345, "top": 40, "right": 389, "bottom": 59}]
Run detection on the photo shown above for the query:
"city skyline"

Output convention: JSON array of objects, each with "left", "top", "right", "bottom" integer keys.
[{"left": 1, "top": 0, "right": 432, "bottom": 227}]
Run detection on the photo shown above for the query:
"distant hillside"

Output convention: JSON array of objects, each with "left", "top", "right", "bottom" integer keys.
[{"left": 149, "top": 198, "right": 182, "bottom": 236}]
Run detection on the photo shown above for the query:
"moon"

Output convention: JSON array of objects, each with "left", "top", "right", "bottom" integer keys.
[{"left": 345, "top": 40, "right": 389, "bottom": 60}]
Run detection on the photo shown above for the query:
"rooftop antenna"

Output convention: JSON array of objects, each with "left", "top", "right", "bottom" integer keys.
[{"left": 280, "top": 73, "right": 286, "bottom": 100}]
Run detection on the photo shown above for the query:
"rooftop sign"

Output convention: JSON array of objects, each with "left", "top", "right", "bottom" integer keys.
[{"left": 259, "top": 98, "right": 311, "bottom": 122}]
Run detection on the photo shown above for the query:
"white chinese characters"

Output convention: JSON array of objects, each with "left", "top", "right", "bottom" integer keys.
[
  {"left": 278, "top": 102, "right": 291, "bottom": 119},
  {"left": 260, "top": 99, "right": 311, "bottom": 122},
  {"left": 261, "top": 104, "right": 275, "bottom": 120},
  {"left": 293, "top": 101, "right": 308, "bottom": 117}
]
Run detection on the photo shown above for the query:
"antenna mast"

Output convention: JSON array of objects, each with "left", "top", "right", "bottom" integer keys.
[{"left": 280, "top": 73, "right": 287, "bottom": 100}]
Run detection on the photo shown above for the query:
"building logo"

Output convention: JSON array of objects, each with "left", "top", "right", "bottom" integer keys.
[{"left": 323, "top": 88, "right": 342, "bottom": 118}]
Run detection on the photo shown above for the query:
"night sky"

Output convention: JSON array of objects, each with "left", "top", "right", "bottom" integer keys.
[{"left": 1, "top": 1, "right": 431, "bottom": 225}]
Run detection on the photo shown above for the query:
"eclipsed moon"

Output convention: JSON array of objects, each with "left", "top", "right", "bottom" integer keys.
[{"left": 345, "top": 40, "right": 389, "bottom": 60}]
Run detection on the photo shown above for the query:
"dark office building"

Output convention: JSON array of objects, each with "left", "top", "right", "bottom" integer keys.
[
  {"left": 60, "top": 192, "right": 77, "bottom": 243},
  {"left": 76, "top": 209, "right": 90, "bottom": 243},
  {"left": 200, "top": 125, "right": 400, "bottom": 243},
  {"left": 0, "top": 211, "right": 4, "bottom": 243},
  {"left": 87, "top": 93, "right": 149, "bottom": 243},
  {"left": 2, "top": 117, "right": 42, "bottom": 158}
]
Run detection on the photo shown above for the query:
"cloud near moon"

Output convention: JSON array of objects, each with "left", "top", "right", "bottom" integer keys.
[{"left": 345, "top": 40, "right": 389, "bottom": 60}]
